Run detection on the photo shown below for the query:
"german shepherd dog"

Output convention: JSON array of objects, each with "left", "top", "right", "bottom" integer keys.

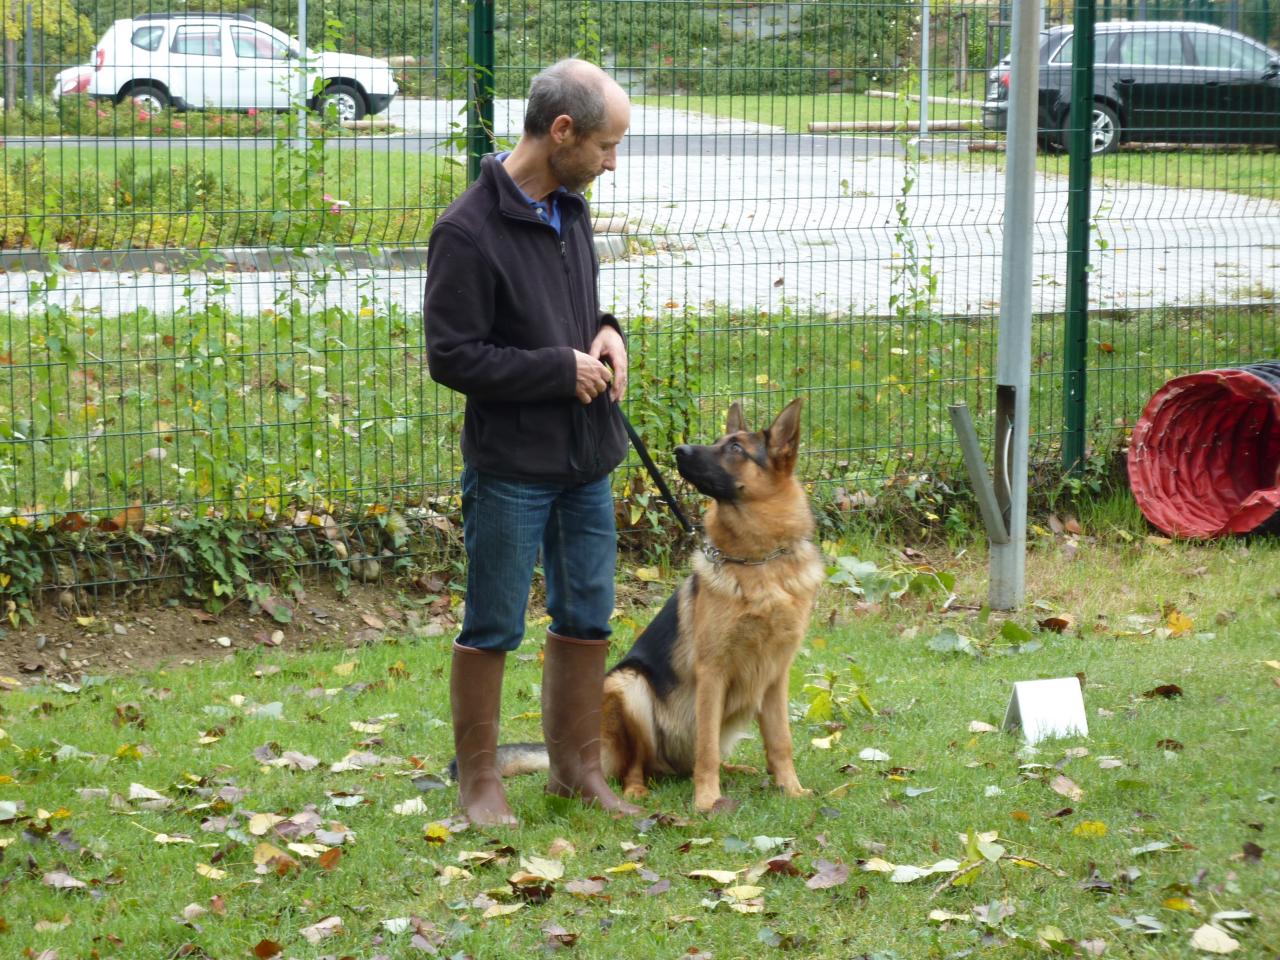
[
  {"left": 600, "top": 397, "right": 824, "bottom": 811},
  {"left": 476, "top": 399, "right": 824, "bottom": 812}
]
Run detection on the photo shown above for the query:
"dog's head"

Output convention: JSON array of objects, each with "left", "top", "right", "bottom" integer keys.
[{"left": 674, "top": 398, "right": 803, "bottom": 503}]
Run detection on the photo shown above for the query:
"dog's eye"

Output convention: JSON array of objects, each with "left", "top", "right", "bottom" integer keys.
[{"left": 729, "top": 441, "right": 744, "bottom": 454}]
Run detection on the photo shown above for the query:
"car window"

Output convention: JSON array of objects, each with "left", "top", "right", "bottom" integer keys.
[
  {"left": 1048, "top": 32, "right": 1126, "bottom": 65},
  {"left": 232, "top": 27, "right": 289, "bottom": 61},
  {"left": 131, "top": 26, "right": 164, "bottom": 52},
  {"left": 1190, "top": 32, "right": 1271, "bottom": 70},
  {"left": 1117, "top": 31, "right": 1187, "bottom": 66},
  {"left": 171, "top": 25, "right": 222, "bottom": 57}
]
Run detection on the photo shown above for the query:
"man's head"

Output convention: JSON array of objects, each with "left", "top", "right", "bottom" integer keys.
[{"left": 523, "top": 59, "right": 630, "bottom": 193}]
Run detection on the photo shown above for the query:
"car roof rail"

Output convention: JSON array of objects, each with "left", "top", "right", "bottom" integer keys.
[{"left": 133, "top": 12, "right": 256, "bottom": 21}]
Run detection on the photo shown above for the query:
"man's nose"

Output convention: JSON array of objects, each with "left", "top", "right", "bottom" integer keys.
[{"left": 602, "top": 148, "right": 617, "bottom": 171}]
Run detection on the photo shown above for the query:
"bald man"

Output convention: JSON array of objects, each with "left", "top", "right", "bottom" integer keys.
[{"left": 423, "top": 59, "right": 640, "bottom": 826}]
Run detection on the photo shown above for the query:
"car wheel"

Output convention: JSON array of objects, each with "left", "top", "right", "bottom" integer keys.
[
  {"left": 316, "top": 83, "right": 366, "bottom": 123},
  {"left": 1063, "top": 102, "right": 1120, "bottom": 156},
  {"left": 125, "top": 85, "right": 168, "bottom": 114}
]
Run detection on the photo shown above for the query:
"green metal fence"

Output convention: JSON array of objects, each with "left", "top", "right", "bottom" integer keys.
[{"left": 0, "top": 0, "right": 1277, "bottom": 569}]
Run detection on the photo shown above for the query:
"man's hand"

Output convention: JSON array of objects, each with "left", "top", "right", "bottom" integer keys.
[
  {"left": 589, "top": 325, "right": 629, "bottom": 402},
  {"left": 573, "top": 350, "right": 614, "bottom": 405}
]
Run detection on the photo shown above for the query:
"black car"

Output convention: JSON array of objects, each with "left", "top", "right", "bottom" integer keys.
[{"left": 982, "top": 20, "right": 1280, "bottom": 153}]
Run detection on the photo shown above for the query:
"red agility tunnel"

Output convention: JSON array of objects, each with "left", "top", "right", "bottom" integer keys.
[{"left": 1127, "top": 362, "right": 1280, "bottom": 538}]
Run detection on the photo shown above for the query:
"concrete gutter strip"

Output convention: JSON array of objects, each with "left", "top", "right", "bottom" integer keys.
[{"left": 0, "top": 221, "right": 632, "bottom": 274}]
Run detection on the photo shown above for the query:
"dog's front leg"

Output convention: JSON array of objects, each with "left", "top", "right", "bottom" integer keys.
[
  {"left": 692, "top": 666, "right": 727, "bottom": 812},
  {"left": 759, "top": 674, "right": 809, "bottom": 798}
]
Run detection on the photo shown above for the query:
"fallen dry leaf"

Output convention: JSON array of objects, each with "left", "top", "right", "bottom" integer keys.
[
  {"left": 482, "top": 902, "right": 524, "bottom": 919},
  {"left": 1190, "top": 924, "right": 1239, "bottom": 954},
  {"left": 1050, "top": 775, "right": 1084, "bottom": 802},
  {"left": 42, "top": 870, "right": 87, "bottom": 890},
  {"left": 1037, "top": 613, "right": 1076, "bottom": 633},
  {"left": 299, "top": 915, "right": 344, "bottom": 944},
  {"left": 564, "top": 878, "right": 606, "bottom": 898},
  {"left": 688, "top": 868, "right": 739, "bottom": 884},
  {"left": 806, "top": 859, "right": 850, "bottom": 889}
]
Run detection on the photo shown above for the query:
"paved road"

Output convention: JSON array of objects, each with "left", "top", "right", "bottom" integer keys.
[{"left": 1, "top": 100, "right": 1276, "bottom": 318}]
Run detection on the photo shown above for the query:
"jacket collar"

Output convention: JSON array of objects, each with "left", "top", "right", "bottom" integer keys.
[{"left": 480, "top": 153, "right": 586, "bottom": 229}]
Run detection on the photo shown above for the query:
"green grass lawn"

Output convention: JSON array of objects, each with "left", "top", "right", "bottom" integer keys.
[
  {"left": 639, "top": 85, "right": 984, "bottom": 134},
  {"left": 1, "top": 520, "right": 1277, "bottom": 958},
  {"left": 954, "top": 147, "right": 1280, "bottom": 201},
  {"left": 2, "top": 142, "right": 464, "bottom": 249}
]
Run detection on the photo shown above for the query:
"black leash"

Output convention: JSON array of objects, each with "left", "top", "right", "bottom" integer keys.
[{"left": 618, "top": 410, "right": 695, "bottom": 536}]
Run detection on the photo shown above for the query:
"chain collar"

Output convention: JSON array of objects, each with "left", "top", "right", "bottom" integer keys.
[{"left": 702, "top": 541, "right": 796, "bottom": 567}]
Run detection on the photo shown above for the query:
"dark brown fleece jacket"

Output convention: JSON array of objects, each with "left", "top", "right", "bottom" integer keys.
[{"left": 423, "top": 153, "right": 627, "bottom": 484}]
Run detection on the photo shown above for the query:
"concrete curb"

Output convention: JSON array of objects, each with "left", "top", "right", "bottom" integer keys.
[{"left": 0, "top": 234, "right": 630, "bottom": 274}]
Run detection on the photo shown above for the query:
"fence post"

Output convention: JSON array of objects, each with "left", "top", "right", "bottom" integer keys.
[
  {"left": 296, "top": 0, "right": 309, "bottom": 147},
  {"left": 920, "top": 0, "right": 930, "bottom": 137},
  {"left": 23, "top": 3, "right": 33, "bottom": 101},
  {"left": 989, "top": 0, "right": 1041, "bottom": 610},
  {"left": 467, "top": 0, "right": 496, "bottom": 184},
  {"left": 1062, "top": 0, "right": 1096, "bottom": 474}
]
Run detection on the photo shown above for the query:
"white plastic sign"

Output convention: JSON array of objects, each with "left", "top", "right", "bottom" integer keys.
[{"left": 1002, "top": 677, "right": 1088, "bottom": 745}]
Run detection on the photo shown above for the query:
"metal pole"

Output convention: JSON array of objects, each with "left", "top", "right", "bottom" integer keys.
[
  {"left": 432, "top": 0, "right": 440, "bottom": 87},
  {"left": 24, "top": 3, "right": 33, "bottom": 102},
  {"left": 467, "top": 0, "right": 496, "bottom": 184},
  {"left": 296, "top": 0, "right": 309, "bottom": 146},
  {"left": 990, "top": 0, "right": 1040, "bottom": 610},
  {"left": 1063, "top": 0, "right": 1096, "bottom": 474},
  {"left": 919, "top": 0, "right": 930, "bottom": 137}
]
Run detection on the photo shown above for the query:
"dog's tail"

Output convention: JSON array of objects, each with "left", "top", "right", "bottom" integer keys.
[{"left": 445, "top": 742, "right": 550, "bottom": 782}]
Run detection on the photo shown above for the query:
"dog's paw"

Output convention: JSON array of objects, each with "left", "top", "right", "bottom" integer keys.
[
  {"left": 775, "top": 775, "right": 810, "bottom": 798},
  {"left": 622, "top": 783, "right": 650, "bottom": 799},
  {"left": 695, "top": 794, "right": 738, "bottom": 815}
]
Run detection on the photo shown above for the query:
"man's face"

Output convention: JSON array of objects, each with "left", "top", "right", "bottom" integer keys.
[{"left": 549, "top": 95, "right": 630, "bottom": 193}]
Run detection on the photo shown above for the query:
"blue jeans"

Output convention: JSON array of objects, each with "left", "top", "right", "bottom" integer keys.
[{"left": 455, "top": 465, "right": 617, "bottom": 652}]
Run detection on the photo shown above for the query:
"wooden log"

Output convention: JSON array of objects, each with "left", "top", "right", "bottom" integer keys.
[{"left": 808, "top": 118, "right": 981, "bottom": 133}]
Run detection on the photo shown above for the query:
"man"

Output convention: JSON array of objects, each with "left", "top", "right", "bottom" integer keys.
[{"left": 423, "top": 59, "right": 640, "bottom": 826}]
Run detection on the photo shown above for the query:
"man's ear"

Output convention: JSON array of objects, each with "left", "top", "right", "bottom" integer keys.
[{"left": 549, "top": 113, "right": 575, "bottom": 144}]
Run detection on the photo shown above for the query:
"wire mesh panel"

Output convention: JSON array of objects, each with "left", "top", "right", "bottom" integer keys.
[
  {"left": 0, "top": 0, "right": 470, "bottom": 528},
  {"left": 0, "top": 0, "right": 1276, "bottom": 545}
]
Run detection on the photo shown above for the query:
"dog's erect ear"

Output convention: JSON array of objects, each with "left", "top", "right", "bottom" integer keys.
[
  {"left": 725, "top": 402, "right": 747, "bottom": 436},
  {"left": 764, "top": 398, "right": 803, "bottom": 469}
]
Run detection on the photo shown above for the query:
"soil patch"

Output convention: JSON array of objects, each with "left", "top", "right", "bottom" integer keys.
[
  {"left": 0, "top": 580, "right": 455, "bottom": 685},
  {"left": 0, "top": 574, "right": 674, "bottom": 686}
]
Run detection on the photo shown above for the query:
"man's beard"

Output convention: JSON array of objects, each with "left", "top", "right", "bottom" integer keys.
[{"left": 549, "top": 146, "right": 595, "bottom": 194}]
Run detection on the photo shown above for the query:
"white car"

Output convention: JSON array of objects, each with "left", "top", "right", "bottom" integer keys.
[{"left": 84, "top": 12, "right": 397, "bottom": 121}]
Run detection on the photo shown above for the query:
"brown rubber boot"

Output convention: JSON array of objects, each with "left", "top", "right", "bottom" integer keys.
[
  {"left": 450, "top": 643, "right": 518, "bottom": 826},
  {"left": 542, "top": 631, "right": 643, "bottom": 815}
]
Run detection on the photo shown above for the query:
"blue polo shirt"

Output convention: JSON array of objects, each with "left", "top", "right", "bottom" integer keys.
[{"left": 498, "top": 151, "right": 566, "bottom": 235}]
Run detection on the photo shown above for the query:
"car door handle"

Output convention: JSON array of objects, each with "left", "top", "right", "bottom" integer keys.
[
  {"left": 1116, "top": 77, "right": 1135, "bottom": 85},
  {"left": 1204, "top": 80, "right": 1221, "bottom": 86}
]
